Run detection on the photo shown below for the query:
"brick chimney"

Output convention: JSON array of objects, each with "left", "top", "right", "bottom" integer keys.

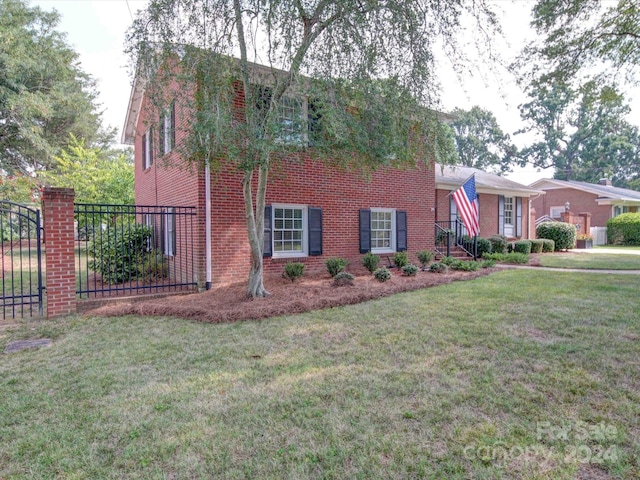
[{"left": 599, "top": 178, "right": 612, "bottom": 186}]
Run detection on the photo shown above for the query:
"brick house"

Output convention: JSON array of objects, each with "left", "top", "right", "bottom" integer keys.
[
  {"left": 435, "top": 164, "right": 544, "bottom": 239},
  {"left": 122, "top": 70, "right": 440, "bottom": 287},
  {"left": 529, "top": 178, "right": 640, "bottom": 227}
]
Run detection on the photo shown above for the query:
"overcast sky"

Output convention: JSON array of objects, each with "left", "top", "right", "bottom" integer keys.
[{"left": 31, "top": 0, "right": 640, "bottom": 185}]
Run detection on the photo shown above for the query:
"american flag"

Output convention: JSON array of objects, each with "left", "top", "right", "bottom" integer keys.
[{"left": 452, "top": 175, "right": 480, "bottom": 237}]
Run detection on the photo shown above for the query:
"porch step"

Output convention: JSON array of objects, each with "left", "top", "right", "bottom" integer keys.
[{"left": 435, "top": 246, "right": 474, "bottom": 260}]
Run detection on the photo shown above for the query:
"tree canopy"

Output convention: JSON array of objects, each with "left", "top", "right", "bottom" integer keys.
[
  {"left": 0, "top": 0, "right": 110, "bottom": 175},
  {"left": 126, "top": 0, "right": 500, "bottom": 297}
]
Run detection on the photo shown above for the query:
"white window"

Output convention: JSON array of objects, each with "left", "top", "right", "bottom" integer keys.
[
  {"left": 142, "top": 128, "right": 153, "bottom": 169},
  {"left": 550, "top": 206, "right": 565, "bottom": 219},
  {"left": 613, "top": 205, "right": 630, "bottom": 217},
  {"left": 504, "top": 197, "right": 514, "bottom": 225},
  {"left": 160, "top": 103, "right": 175, "bottom": 155},
  {"left": 370, "top": 208, "right": 396, "bottom": 253},
  {"left": 163, "top": 208, "right": 175, "bottom": 256},
  {"left": 276, "top": 96, "right": 306, "bottom": 144},
  {"left": 272, "top": 205, "right": 308, "bottom": 257}
]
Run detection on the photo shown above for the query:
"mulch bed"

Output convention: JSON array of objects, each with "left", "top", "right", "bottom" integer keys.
[{"left": 88, "top": 268, "right": 495, "bottom": 323}]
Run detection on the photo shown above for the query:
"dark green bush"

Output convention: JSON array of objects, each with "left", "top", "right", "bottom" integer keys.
[
  {"left": 607, "top": 213, "right": 640, "bottom": 245},
  {"left": 283, "top": 262, "right": 305, "bottom": 282},
  {"left": 488, "top": 235, "right": 508, "bottom": 254},
  {"left": 513, "top": 240, "right": 532, "bottom": 254},
  {"left": 476, "top": 238, "right": 492, "bottom": 258},
  {"left": 361, "top": 252, "right": 380, "bottom": 273},
  {"left": 479, "top": 259, "right": 496, "bottom": 268},
  {"left": 416, "top": 250, "right": 434, "bottom": 268},
  {"left": 449, "top": 260, "right": 480, "bottom": 271},
  {"left": 333, "top": 271, "right": 354, "bottom": 286},
  {"left": 536, "top": 221, "right": 577, "bottom": 251},
  {"left": 373, "top": 267, "right": 392, "bottom": 282},
  {"left": 530, "top": 239, "right": 544, "bottom": 253},
  {"left": 393, "top": 251, "right": 409, "bottom": 268},
  {"left": 541, "top": 239, "right": 555, "bottom": 253},
  {"left": 440, "top": 256, "right": 456, "bottom": 266},
  {"left": 401, "top": 264, "right": 419, "bottom": 276},
  {"left": 88, "top": 223, "right": 155, "bottom": 284},
  {"left": 429, "top": 262, "right": 447, "bottom": 273},
  {"left": 483, "top": 252, "right": 529, "bottom": 264},
  {"left": 325, "top": 257, "right": 348, "bottom": 277}
]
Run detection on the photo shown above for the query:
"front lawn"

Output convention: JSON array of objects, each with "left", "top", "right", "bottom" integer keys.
[
  {"left": 539, "top": 252, "right": 640, "bottom": 270},
  {"left": 1, "top": 270, "right": 638, "bottom": 479}
]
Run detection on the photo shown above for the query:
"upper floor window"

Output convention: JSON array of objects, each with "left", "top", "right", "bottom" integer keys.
[
  {"left": 253, "top": 85, "right": 307, "bottom": 145},
  {"left": 159, "top": 102, "right": 175, "bottom": 155},
  {"left": 142, "top": 127, "right": 153, "bottom": 170}
]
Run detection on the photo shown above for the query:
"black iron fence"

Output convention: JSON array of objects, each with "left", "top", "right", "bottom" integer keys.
[
  {"left": 435, "top": 220, "right": 477, "bottom": 259},
  {"left": 0, "top": 201, "right": 43, "bottom": 318},
  {"left": 75, "top": 203, "right": 198, "bottom": 298}
]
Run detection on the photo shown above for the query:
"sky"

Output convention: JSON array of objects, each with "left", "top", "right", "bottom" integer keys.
[{"left": 30, "top": 0, "right": 640, "bottom": 185}]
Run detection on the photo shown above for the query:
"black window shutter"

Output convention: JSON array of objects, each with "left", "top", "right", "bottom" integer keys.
[
  {"left": 396, "top": 210, "right": 407, "bottom": 252},
  {"left": 498, "top": 195, "right": 505, "bottom": 236},
  {"left": 170, "top": 102, "right": 176, "bottom": 149},
  {"left": 159, "top": 118, "right": 165, "bottom": 155},
  {"left": 359, "top": 209, "right": 371, "bottom": 254},
  {"left": 263, "top": 205, "right": 272, "bottom": 258},
  {"left": 149, "top": 127, "right": 154, "bottom": 166},
  {"left": 516, "top": 197, "right": 523, "bottom": 237},
  {"left": 308, "top": 207, "right": 322, "bottom": 256}
]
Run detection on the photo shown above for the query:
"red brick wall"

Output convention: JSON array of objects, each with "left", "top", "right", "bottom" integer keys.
[{"left": 531, "top": 187, "right": 611, "bottom": 227}]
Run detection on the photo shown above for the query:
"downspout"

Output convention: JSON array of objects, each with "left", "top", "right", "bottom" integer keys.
[{"left": 205, "top": 162, "right": 212, "bottom": 290}]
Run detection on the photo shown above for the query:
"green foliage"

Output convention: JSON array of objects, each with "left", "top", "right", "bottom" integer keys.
[
  {"left": 436, "top": 229, "right": 454, "bottom": 245},
  {"left": 488, "top": 235, "right": 508, "bottom": 254},
  {"left": 325, "top": 257, "right": 348, "bottom": 277},
  {"left": 483, "top": 252, "right": 530, "bottom": 264},
  {"left": 513, "top": 240, "right": 532, "bottom": 254},
  {"left": 401, "top": 264, "right": 419, "bottom": 276},
  {"left": 449, "top": 260, "right": 480, "bottom": 271},
  {"left": 530, "top": 239, "right": 545, "bottom": 253},
  {"left": 0, "top": 174, "right": 39, "bottom": 203},
  {"left": 138, "top": 253, "right": 169, "bottom": 282},
  {"left": 536, "top": 221, "right": 577, "bottom": 251},
  {"left": 542, "top": 239, "right": 555, "bottom": 253},
  {"left": 392, "top": 252, "right": 409, "bottom": 268},
  {"left": 283, "top": 262, "right": 305, "bottom": 282},
  {"left": 439, "top": 256, "right": 456, "bottom": 266},
  {"left": 429, "top": 262, "right": 447, "bottom": 273},
  {"left": 416, "top": 250, "right": 434, "bottom": 267},
  {"left": 373, "top": 267, "right": 392, "bottom": 282},
  {"left": 333, "top": 271, "right": 355, "bottom": 286},
  {"left": 479, "top": 259, "right": 496, "bottom": 268},
  {"left": 88, "top": 224, "right": 157, "bottom": 284},
  {"left": 476, "top": 238, "right": 492, "bottom": 258},
  {"left": 607, "top": 213, "right": 640, "bottom": 245},
  {"left": 361, "top": 252, "right": 380, "bottom": 273}
]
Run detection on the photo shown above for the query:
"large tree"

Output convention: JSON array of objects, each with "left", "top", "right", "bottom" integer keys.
[
  {"left": 0, "top": 0, "right": 110, "bottom": 175},
  {"left": 126, "top": 0, "right": 498, "bottom": 297},
  {"left": 517, "top": 76, "right": 640, "bottom": 184},
  {"left": 450, "top": 106, "right": 518, "bottom": 175}
]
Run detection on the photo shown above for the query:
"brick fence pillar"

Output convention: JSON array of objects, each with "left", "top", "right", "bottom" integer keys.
[{"left": 42, "top": 187, "right": 76, "bottom": 318}]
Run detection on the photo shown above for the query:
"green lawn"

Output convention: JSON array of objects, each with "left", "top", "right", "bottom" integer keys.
[
  {"left": 1, "top": 270, "right": 639, "bottom": 479},
  {"left": 540, "top": 253, "right": 640, "bottom": 270},
  {"left": 595, "top": 245, "right": 640, "bottom": 251}
]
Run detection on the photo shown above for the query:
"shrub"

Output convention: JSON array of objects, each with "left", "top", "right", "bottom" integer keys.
[
  {"left": 449, "top": 260, "right": 480, "bottom": 271},
  {"left": 325, "top": 257, "right": 348, "bottom": 277},
  {"left": 536, "top": 221, "right": 577, "bottom": 251},
  {"left": 361, "top": 252, "right": 380, "bottom": 273},
  {"left": 530, "top": 239, "right": 544, "bottom": 253},
  {"left": 401, "top": 264, "right": 419, "bottom": 276},
  {"left": 416, "top": 250, "right": 434, "bottom": 268},
  {"left": 541, "top": 239, "right": 555, "bottom": 253},
  {"left": 436, "top": 229, "right": 454, "bottom": 244},
  {"left": 488, "top": 235, "right": 508, "bottom": 254},
  {"left": 283, "top": 262, "right": 305, "bottom": 282},
  {"left": 479, "top": 259, "right": 496, "bottom": 268},
  {"left": 138, "top": 253, "right": 169, "bottom": 281},
  {"left": 333, "top": 271, "right": 354, "bottom": 286},
  {"left": 429, "top": 262, "right": 447, "bottom": 273},
  {"left": 483, "top": 252, "right": 529, "bottom": 264},
  {"left": 392, "top": 251, "right": 409, "bottom": 268},
  {"left": 440, "top": 256, "right": 456, "bottom": 266},
  {"left": 476, "top": 238, "right": 492, "bottom": 258},
  {"left": 373, "top": 267, "right": 392, "bottom": 282},
  {"left": 607, "top": 212, "right": 640, "bottom": 245},
  {"left": 513, "top": 240, "right": 532, "bottom": 254},
  {"left": 88, "top": 223, "right": 155, "bottom": 284}
]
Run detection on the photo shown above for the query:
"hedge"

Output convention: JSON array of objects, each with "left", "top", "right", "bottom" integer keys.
[
  {"left": 536, "top": 222, "right": 577, "bottom": 251},
  {"left": 607, "top": 213, "right": 640, "bottom": 245},
  {"left": 530, "top": 239, "right": 544, "bottom": 253},
  {"left": 513, "top": 240, "right": 532, "bottom": 254},
  {"left": 488, "top": 235, "right": 508, "bottom": 254}
]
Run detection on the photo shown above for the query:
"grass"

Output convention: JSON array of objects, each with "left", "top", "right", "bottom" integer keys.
[
  {"left": 1, "top": 270, "right": 639, "bottom": 479},
  {"left": 595, "top": 245, "right": 640, "bottom": 251},
  {"left": 540, "top": 253, "right": 640, "bottom": 270}
]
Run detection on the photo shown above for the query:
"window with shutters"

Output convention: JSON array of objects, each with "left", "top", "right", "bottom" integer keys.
[
  {"left": 272, "top": 204, "right": 308, "bottom": 257},
  {"left": 370, "top": 208, "right": 396, "bottom": 253}
]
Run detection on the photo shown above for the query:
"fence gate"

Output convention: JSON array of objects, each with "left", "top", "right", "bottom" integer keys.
[{"left": 0, "top": 201, "right": 43, "bottom": 319}]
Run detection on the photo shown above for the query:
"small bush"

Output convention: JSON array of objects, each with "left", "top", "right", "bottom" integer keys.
[
  {"left": 416, "top": 250, "right": 434, "bottom": 267},
  {"left": 607, "top": 212, "right": 640, "bottom": 245},
  {"left": 476, "top": 238, "right": 492, "bottom": 258},
  {"left": 530, "top": 239, "right": 544, "bottom": 253},
  {"left": 449, "top": 260, "right": 480, "bottom": 271},
  {"left": 325, "top": 257, "right": 348, "bottom": 277},
  {"left": 536, "top": 221, "right": 577, "bottom": 251},
  {"left": 283, "top": 262, "right": 305, "bottom": 282},
  {"left": 373, "top": 267, "right": 392, "bottom": 282},
  {"left": 440, "top": 256, "right": 456, "bottom": 266},
  {"left": 488, "top": 235, "right": 508, "bottom": 254},
  {"left": 436, "top": 229, "right": 453, "bottom": 244},
  {"left": 138, "top": 252, "right": 169, "bottom": 281},
  {"left": 513, "top": 240, "right": 532, "bottom": 254},
  {"left": 479, "top": 259, "right": 496, "bottom": 268},
  {"left": 333, "top": 271, "right": 354, "bottom": 286},
  {"left": 401, "top": 264, "right": 419, "bottom": 276},
  {"left": 541, "top": 239, "right": 555, "bottom": 253},
  {"left": 393, "top": 251, "right": 409, "bottom": 268},
  {"left": 483, "top": 252, "right": 529, "bottom": 264},
  {"left": 429, "top": 262, "right": 447, "bottom": 273},
  {"left": 361, "top": 252, "right": 380, "bottom": 273}
]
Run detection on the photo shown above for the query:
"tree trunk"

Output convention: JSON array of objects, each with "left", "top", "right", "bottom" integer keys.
[{"left": 243, "top": 163, "right": 270, "bottom": 298}]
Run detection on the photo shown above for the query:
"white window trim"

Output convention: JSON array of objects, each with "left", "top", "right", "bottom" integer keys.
[
  {"left": 143, "top": 128, "right": 153, "bottom": 170},
  {"left": 272, "top": 203, "right": 308, "bottom": 258},
  {"left": 370, "top": 207, "right": 396, "bottom": 254},
  {"left": 550, "top": 205, "right": 565, "bottom": 219},
  {"left": 164, "top": 208, "right": 175, "bottom": 257},
  {"left": 503, "top": 196, "right": 514, "bottom": 226},
  {"left": 274, "top": 95, "right": 308, "bottom": 146},
  {"left": 162, "top": 112, "right": 172, "bottom": 155}
]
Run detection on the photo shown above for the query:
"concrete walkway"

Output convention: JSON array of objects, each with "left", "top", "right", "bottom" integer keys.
[
  {"left": 495, "top": 264, "right": 640, "bottom": 275},
  {"left": 567, "top": 248, "right": 640, "bottom": 255}
]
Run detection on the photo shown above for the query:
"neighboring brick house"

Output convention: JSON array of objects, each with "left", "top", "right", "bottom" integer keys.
[
  {"left": 122, "top": 71, "right": 439, "bottom": 286},
  {"left": 529, "top": 178, "right": 640, "bottom": 227},
  {"left": 435, "top": 164, "right": 544, "bottom": 239}
]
